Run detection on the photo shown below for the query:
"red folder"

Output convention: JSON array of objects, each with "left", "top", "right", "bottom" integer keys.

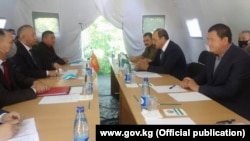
[{"left": 37, "top": 86, "right": 70, "bottom": 96}]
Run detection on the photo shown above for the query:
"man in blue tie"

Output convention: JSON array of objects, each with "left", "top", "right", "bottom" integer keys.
[{"left": 136, "top": 28, "right": 187, "bottom": 80}]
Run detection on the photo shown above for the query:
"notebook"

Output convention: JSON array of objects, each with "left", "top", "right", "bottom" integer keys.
[{"left": 37, "top": 86, "right": 71, "bottom": 96}]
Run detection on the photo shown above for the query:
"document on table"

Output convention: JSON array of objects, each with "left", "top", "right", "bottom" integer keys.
[
  {"left": 59, "top": 69, "right": 78, "bottom": 75},
  {"left": 69, "top": 86, "right": 83, "bottom": 94},
  {"left": 8, "top": 118, "right": 39, "bottom": 141},
  {"left": 152, "top": 85, "right": 188, "bottom": 93},
  {"left": 168, "top": 92, "right": 211, "bottom": 102},
  {"left": 145, "top": 117, "right": 196, "bottom": 125},
  {"left": 133, "top": 71, "right": 162, "bottom": 78},
  {"left": 39, "top": 95, "right": 79, "bottom": 104}
]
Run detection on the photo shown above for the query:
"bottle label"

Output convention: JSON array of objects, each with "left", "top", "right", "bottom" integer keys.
[
  {"left": 124, "top": 73, "right": 131, "bottom": 83},
  {"left": 85, "top": 83, "right": 93, "bottom": 95},
  {"left": 74, "top": 135, "right": 89, "bottom": 141},
  {"left": 141, "top": 95, "right": 149, "bottom": 107}
]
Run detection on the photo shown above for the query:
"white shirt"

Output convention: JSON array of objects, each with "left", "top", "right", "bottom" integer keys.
[
  {"left": 161, "top": 39, "right": 170, "bottom": 52},
  {"left": 0, "top": 59, "right": 3, "bottom": 73},
  {"left": 0, "top": 113, "right": 6, "bottom": 123}
]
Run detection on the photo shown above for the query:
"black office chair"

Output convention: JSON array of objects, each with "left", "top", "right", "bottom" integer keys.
[
  {"left": 187, "top": 50, "right": 209, "bottom": 78},
  {"left": 198, "top": 50, "right": 209, "bottom": 65}
]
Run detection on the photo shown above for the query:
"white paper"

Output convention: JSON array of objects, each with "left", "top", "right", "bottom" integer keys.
[
  {"left": 168, "top": 92, "right": 211, "bottom": 102},
  {"left": 125, "top": 83, "right": 138, "bottom": 88},
  {"left": 8, "top": 118, "right": 39, "bottom": 141},
  {"left": 79, "top": 94, "right": 93, "bottom": 101},
  {"left": 134, "top": 71, "right": 162, "bottom": 78},
  {"left": 59, "top": 69, "right": 78, "bottom": 75},
  {"left": 145, "top": 117, "right": 196, "bottom": 125},
  {"left": 141, "top": 109, "right": 163, "bottom": 119},
  {"left": 69, "top": 62, "right": 84, "bottom": 66},
  {"left": 39, "top": 95, "right": 79, "bottom": 104},
  {"left": 152, "top": 85, "right": 188, "bottom": 93},
  {"left": 69, "top": 86, "right": 83, "bottom": 94}
]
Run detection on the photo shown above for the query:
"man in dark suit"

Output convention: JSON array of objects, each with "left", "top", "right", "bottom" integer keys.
[
  {"left": 136, "top": 28, "right": 187, "bottom": 80},
  {"left": 35, "top": 30, "right": 68, "bottom": 70},
  {"left": 11, "top": 25, "right": 59, "bottom": 79},
  {"left": 180, "top": 23, "right": 250, "bottom": 121},
  {"left": 0, "top": 29, "right": 49, "bottom": 108},
  {"left": 0, "top": 109, "right": 23, "bottom": 140}
]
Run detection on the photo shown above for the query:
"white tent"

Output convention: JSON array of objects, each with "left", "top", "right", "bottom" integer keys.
[{"left": 1, "top": 0, "right": 250, "bottom": 63}]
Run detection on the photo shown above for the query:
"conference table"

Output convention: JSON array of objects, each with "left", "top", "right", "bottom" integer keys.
[
  {"left": 110, "top": 61, "right": 250, "bottom": 125},
  {"left": 3, "top": 65, "right": 100, "bottom": 141}
]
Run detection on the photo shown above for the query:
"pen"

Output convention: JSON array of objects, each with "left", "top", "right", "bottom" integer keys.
[
  {"left": 160, "top": 103, "right": 181, "bottom": 105},
  {"left": 215, "top": 119, "right": 235, "bottom": 124},
  {"left": 169, "top": 85, "right": 176, "bottom": 89},
  {"left": 133, "top": 95, "right": 139, "bottom": 102},
  {"left": 88, "top": 101, "right": 91, "bottom": 110}
]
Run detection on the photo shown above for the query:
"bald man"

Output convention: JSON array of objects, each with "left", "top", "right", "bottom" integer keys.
[
  {"left": 238, "top": 30, "right": 250, "bottom": 53},
  {"left": 0, "top": 29, "right": 49, "bottom": 107},
  {"left": 10, "top": 25, "right": 58, "bottom": 79}
]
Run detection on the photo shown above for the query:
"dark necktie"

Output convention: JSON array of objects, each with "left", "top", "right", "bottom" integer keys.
[
  {"left": 2, "top": 62, "right": 11, "bottom": 90},
  {"left": 29, "top": 49, "right": 37, "bottom": 65},
  {"left": 160, "top": 50, "right": 164, "bottom": 60}
]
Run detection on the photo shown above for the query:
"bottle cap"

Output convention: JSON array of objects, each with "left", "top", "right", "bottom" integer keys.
[
  {"left": 144, "top": 77, "right": 148, "bottom": 81},
  {"left": 76, "top": 106, "right": 84, "bottom": 112}
]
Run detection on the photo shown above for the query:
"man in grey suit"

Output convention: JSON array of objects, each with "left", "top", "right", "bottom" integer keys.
[{"left": 180, "top": 23, "right": 250, "bottom": 121}]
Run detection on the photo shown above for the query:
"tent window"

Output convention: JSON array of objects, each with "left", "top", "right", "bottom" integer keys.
[
  {"left": 142, "top": 15, "right": 165, "bottom": 34},
  {"left": 32, "top": 12, "right": 60, "bottom": 34},
  {"left": 186, "top": 18, "right": 202, "bottom": 38},
  {"left": 0, "top": 18, "right": 7, "bottom": 28}
]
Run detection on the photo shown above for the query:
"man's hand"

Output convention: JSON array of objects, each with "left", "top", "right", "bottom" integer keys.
[
  {"left": 32, "top": 80, "right": 50, "bottom": 93},
  {"left": 47, "top": 70, "right": 59, "bottom": 77},
  {"left": 136, "top": 59, "right": 149, "bottom": 70},
  {"left": 180, "top": 77, "right": 199, "bottom": 91},
  {"left": 0, "top": 123, "right": 19, "bottom": 141},
  {"left": 53, "top": 63, "right": 66, "bottom": 71},
  {"left": 62, "top": 58, "right": 69, "bottom": 63},
  {"left": 1, "top": 111, "right": 23, "bottom": 124}
]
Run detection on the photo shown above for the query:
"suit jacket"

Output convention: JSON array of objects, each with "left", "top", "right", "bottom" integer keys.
[
  {"left": 11, "top": 41, "right": 47, "bottom": 79},
  {"left": 35, "top": 42, "right": 66, "bottom": 70},
  {"left": 148, "top": 40, "right": 187, "bottom": 80},
  {"left": 195, "top": 44, "right": 250, "bottom": 120},
  {"left": 0, "top": 60, "right": 36, "bottom": 108},
  {"left": 0, "top": 109, "right": 6, "bottom": 115}
]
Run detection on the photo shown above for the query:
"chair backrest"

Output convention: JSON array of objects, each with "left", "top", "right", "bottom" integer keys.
[{"left": 198, "top": 50, "right": 209, "bottom": 65}]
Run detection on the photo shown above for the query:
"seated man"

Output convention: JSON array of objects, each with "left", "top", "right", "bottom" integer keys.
[
  {"left": 180, "top": 23, "right": 250, "bottom": 121},
  {"left": 11, "top": 25, "right": 59, "bottom": 79},
  {"left": 0, "top": 29, "right": 49, "bottom": 108},
  {"left": 130, "top": 32, "right": 158, "bottom": 63},
  {"left": 238, "top": 30, "right": 250, "bottom": 53},
  {"left": 0, "top": 109, "right": 23, "bottom": 141},
  {"left": 35, "top": 30, "right": 68, "bottom": 70},
  {"left": 136, "top": 28, "right": 187, "bottom": 80}
]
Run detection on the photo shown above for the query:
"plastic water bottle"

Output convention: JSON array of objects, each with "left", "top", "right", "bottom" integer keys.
[
  {"left": 73, "top": 106, "right": 89, "bottom": 141},
  {"left": 124, "top": 63, "right": 131, "bottom": 84},
  {"left": 84, "top": 68, "right": 93, "bottom": 95},
  {"left": 141, "top": 77, "right": 150, "bottom": 110}
]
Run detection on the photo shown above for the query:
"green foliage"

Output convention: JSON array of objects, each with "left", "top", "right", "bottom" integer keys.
[
  {"left": 142, "top": 15, "right": 165, "bottom": 34},
  {"left": 35, "top": 18, "right": 59, "bottom": 33},
  {"left": 82, "top": 16, "right": 124, "bottom": 74}
]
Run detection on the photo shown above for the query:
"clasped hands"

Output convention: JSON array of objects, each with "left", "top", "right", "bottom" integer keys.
[{"left": 180, "top": 77, "right": 199, "bottom": 92}]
